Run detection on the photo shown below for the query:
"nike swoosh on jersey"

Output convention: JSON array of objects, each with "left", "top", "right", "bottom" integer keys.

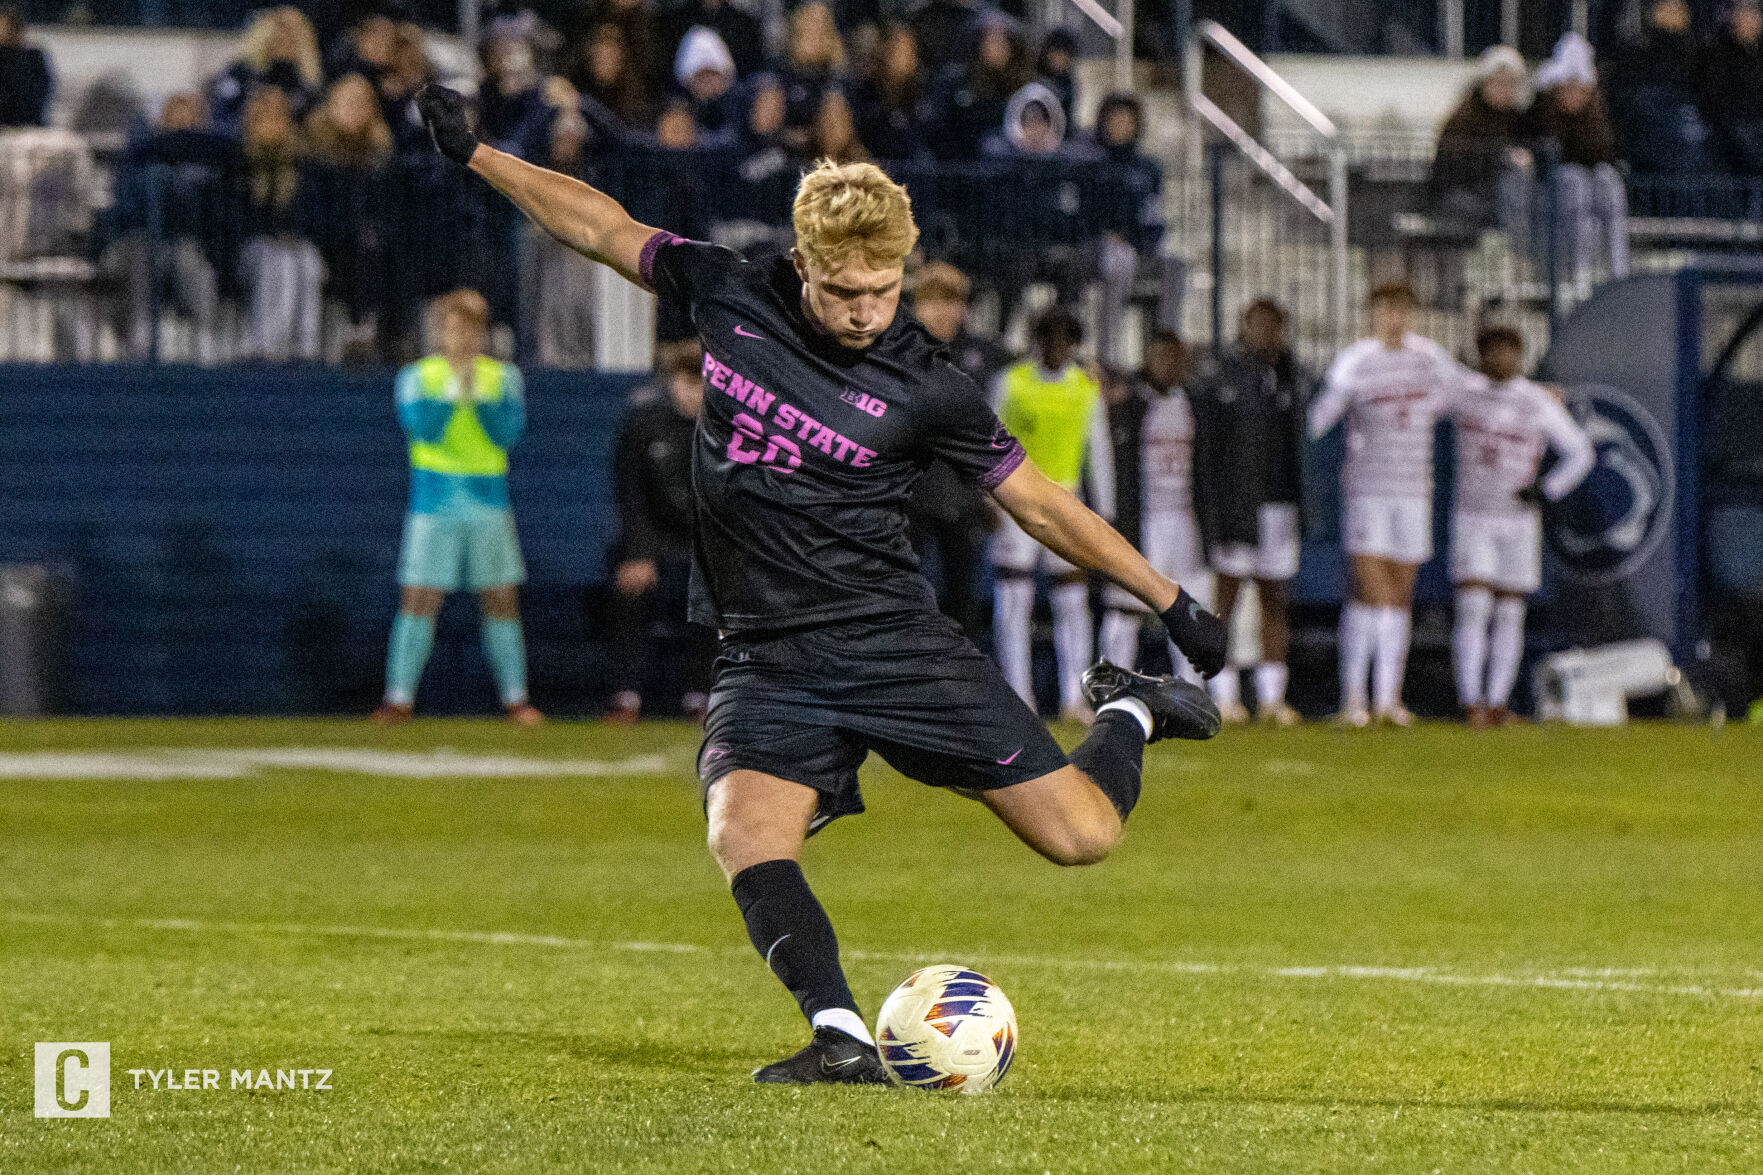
[{"left": 733, "top": 325, "right": 765, "bottom": 339}]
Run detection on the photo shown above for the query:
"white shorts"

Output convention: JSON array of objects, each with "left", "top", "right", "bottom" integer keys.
[
  {"left": 1105, "top": 509, "right": 1210, "bottom": 612},
  {"left": 991, "top": 511, "right": 1078, "bottom": 575},
  {"left": 1343, "top": 494, "right": 1433, "bottom": 564},
  {"left": 1451, "top": 509, "right": 1542, "bottom": 593},
  {"left": 1211, "top": 502, "right": 1301, "bottom": 581}
]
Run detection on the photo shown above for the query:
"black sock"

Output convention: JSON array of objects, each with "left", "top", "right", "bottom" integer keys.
[
  {"left": 1071, "top": 709, "right": 1146, "bottom": 821},
  {"left": 730, "top": 858, "right": 860, "bottom": 1022}
]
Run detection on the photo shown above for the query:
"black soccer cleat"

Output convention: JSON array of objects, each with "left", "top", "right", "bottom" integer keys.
[
  {"left": 751, "top": 1026, "right": 892, "bottom": 1086},
  {"left": 1081, "top": 660, "right": 1222, "bottom": 743}
]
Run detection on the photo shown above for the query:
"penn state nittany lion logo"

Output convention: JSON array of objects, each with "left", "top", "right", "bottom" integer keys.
[{"left": 1546, "top": 384, "right": 1674, "bottom": 586}]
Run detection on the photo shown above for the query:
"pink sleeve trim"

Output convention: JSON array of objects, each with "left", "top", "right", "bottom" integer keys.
[
  {"left": 978, "top": 440, "right": 1027, "bottom": 490},
  {"left": 638, "top": 230, "right": 686, "bottom": 290}
]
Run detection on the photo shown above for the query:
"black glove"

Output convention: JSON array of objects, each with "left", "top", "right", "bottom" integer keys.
[
  {"left": 1160, "top": 586, "right": 1228, "bottom": 679},
  {"left": 1516, "top": 483, "right": 1547, "bottom": 508},
  {"left": 417, "top": 83, "right": 479, "bottom": 166}
]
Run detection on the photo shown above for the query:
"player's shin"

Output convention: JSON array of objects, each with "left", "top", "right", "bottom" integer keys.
[
  {"left": 1486, "top": 597, "right": 1527, "bottom": 708},
  {"left": 1050, "top": 581, "right": 1092, "bottom": 714},
  {"left": 481, "top": 617, "right": 528, "bottom": 706},
  {"left": 730, "top": 859, "right": 871, "bottom": 1043},
  {"left": 1372, "top": 607, "right": 1412, "bottom": 715},
  {"left": 993, "top": 575, "right": 1035, "bottom": 705},
  {"left": 1098, "top": 608, "right": 1141, "bottom": 669},
  {"left": 1071, "top": 706, "right": 1149, "bottom": 821},
  {"left": 1338, "top": 601, "right": 1377, "bottom": 715},
  {"left": 1454, "top": 586, "right": 1494, "bottom": 707},
  {"left": 384, "top": 611, "right": 437, "bottom": 706}
]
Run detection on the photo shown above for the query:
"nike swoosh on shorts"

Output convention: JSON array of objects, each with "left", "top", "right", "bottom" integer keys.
[{"left": 734, "top": 325, "right": 765, "bottom": 339}]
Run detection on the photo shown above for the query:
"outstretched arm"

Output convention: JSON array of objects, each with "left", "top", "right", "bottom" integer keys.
[
  {"left": 470, "top": 146, "right": 660, "bottom": 286},
  {"left": 991, "top": 460, "right": 1226, "bottom": 675},
  {"left": 418, "top": 85, "right": 659, "bottom": 287}
]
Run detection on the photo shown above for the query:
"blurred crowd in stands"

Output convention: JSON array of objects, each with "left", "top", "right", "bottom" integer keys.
[
  {"left": 1430, "top": 2, "right": 1763, "bottom": 284},
  {"left": 0, "top": 1, "right": 1175, "bottom": 366}
]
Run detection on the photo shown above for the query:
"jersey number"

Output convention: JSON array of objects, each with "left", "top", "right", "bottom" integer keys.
[{"left": 727, "top": 412, "right": 801, "bottom": 472}]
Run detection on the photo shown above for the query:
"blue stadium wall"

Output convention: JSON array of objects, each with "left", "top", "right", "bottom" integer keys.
[
  {"left": 0, "top": 364, "right": 642, "bottom": 716},
  {"left": 0, "top": 364, "right": 1471, "bottom": 717}
]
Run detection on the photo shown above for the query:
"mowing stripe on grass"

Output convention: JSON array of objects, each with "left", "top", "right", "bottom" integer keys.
[
  {"left": 7, "top": 910, "right": 1761, "bottom": 1002},
  {"left": 0, "top": 748, "right": 676, "bottom": 780}
]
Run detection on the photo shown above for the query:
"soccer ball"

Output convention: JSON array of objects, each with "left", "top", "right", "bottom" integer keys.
[{"left": 874, "top": 965, "right": 1017, "bottom": 1093}]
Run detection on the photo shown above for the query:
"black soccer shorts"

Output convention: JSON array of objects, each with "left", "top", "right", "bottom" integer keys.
[{"left": 696, "top": 609, "right": 1070, "bottom": 832}]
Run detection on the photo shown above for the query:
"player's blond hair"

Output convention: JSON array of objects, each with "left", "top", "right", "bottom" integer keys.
[{"left": 792, "top": 160, "right": 920, "bottom": 274}]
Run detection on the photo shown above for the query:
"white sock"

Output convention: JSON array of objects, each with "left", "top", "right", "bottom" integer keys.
[
  {"left": 1098, "top": 608, "right": 1142, "bottom": 669},
  {"left": 811, "top": 1008, "right": 875, "bottom": 1046},
  {"left": 1209, "top": 665, "right": 1240, "bottom": 708},
  {"left": 1254, "top": 662, "right": 1288, "bottom": 710},
  {"left": 1339, "top": 601, "right": 1376, "bottom": 713},
  {"left": 993, "top": 576, "right": 1035, "bottom": 706},
  {"left": 1372, "top": 606, "right": 1412, "bottom": 715},
  {"left": 1453, "top": 586, "right": 1494, "bottom": 707},
  {"left": 1097, "top": 695, "right": 1154, "bottom": 739},
  {"left": 1050, "top": 581, "right": 1092, "bottom": 713},
  {"left": 1487, "top": 596, "right": 1527, "bottom": 708}
]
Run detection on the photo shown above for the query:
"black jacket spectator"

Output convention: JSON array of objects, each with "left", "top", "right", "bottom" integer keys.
[
  {"left": 570, "top": 20, "right": 655, "bottom": 129},
  {"left": 1605, "top": 0, "right": 1714, "bottom": 174},
  {"left": 909, "top": 0, "right": 979, "bottom": 75},
  {"left": 851, "top": 23, "right": 931, "bottom": 161},
  {"left": 725, "top": 75, "right": 796, "bottom": 232},
  {"left": 1189, "top": 337, "right": 1306, "bottom": 552},
  {"left": 1700, "top": 2, "right": 1763, "bottom": 174},
  {"left": 1091, "top": 92, "right": 1166, "bottom": 254},
  {"left": 1521, "top": 79, "right": 1619, "bottom": 169},
  {"left": 929, "top": 12, "right": 1030, "bottom": 159},
  {"left": 1431, "top": 48, "right": 1527, "bottom": 216},
  {"left": 612, "top": 386, "right": 698, "bottom": 564},
  {"left": 0, "top": 7, "right": 50, "bottom": 127},
  {"left": 1104, "top": 372, "right": 1218, "bottom": 558},
  {"left": 779, "top": 2, "right": 847, "bottom": 143}
]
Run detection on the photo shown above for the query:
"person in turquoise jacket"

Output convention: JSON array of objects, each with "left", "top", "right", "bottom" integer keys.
[{"left": 374, "top": 289, "right": 542, "bottom": 725}]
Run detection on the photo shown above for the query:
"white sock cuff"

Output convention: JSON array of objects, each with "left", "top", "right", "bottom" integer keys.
[
  {"left": 811, "top": 1008, "right": 875, "bottom": 1045},
  {"left": 1097, "top": 696, "right": 1155, "bottom": 740}
]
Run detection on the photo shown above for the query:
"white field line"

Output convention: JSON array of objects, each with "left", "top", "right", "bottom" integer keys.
[
  {"left": 0, "top": 748, "right": 677, "bottom": 780},
  {"left": 6, "top": 911, "right": 1761, "bottom": 1002}
]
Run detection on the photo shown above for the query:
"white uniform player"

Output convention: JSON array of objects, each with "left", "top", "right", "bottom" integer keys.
[
  {"left": 1098, "top": 376, "right": 1211, "bottom": 682},
  {"left": 1449, "top": 329, "right": 1594, "bottom": 724},
  {"left": 1309, "top": 284, "right": 1470, "bottom": 725}
]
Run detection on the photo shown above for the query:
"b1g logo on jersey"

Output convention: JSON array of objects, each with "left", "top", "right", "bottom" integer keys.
[
  {"left": 1545, "top": 384, "right": 1674, "bottom": 586},
  {"left": 841, "top": 389, "right": 888, "bottom": 418}
]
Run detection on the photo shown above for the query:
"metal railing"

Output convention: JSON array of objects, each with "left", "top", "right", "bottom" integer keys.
[{"left": 1184, "top": 19, "right": 1349, "bottom": 354}]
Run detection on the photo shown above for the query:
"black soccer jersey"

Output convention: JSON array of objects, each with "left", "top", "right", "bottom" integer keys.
[{"left": 639, "top": 231, "right": 1026, "bottom": 631}]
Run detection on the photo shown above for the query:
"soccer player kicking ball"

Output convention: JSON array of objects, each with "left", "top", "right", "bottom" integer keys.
[
  {"left": 374, "top": 289, "right": 543, "bottom": 726},
  {"left": 415, "top": 85, "right": 1227, "bottom": 1084},
  {"left": 1309, "top": 282, "right": 1469, "bottom": 727},
  {"left": 1450, "top": 326, "right": 1593, "bottom": 726}
]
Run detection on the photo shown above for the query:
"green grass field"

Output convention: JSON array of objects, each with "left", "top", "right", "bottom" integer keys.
[{"left": 2, "top": 718, "right": 1760, "bottom": 1172}]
